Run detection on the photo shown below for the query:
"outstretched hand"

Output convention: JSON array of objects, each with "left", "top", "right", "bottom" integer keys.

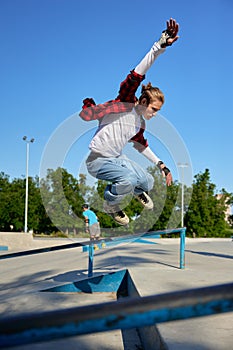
[
  {"left": 164, "top": 171, "right": 173, "bottom": 186},
  {"left": 166, "top": 18, "right": 179, "bottom": 46},
  {"left": 157, "top": 161, "right": 173, "bottom": 186}
]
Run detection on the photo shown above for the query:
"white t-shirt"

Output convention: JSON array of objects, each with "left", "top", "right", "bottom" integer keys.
[{"left": 89, "top": 108, "right": 141, "bottom": 157}]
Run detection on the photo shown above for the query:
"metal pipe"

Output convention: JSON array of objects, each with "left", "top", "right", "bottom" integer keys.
[
  {"left": 0, "top": 282, "right": 232, "bottom": 348},
  {"left": 0, "top": 228, "right": 185, "bottom": 261},
  {"left": 22, "top": 137, "right": 34, "bottom": 233},
  {"left": 180, "top": 228, "right": 186, "bottom": 269},
  {"left": 88, "top": 244, "right": 94, "bottom": 277},
  {"left": 24, "top": 142, "right": 29, "bottom": 233}
]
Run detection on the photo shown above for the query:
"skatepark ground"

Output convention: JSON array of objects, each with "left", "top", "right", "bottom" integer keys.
[{"left": 0, "top": 233, "right": 232, "bottom": 349}]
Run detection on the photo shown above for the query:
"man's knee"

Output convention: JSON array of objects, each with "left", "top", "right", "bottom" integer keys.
[
  {"left": 147, "top": 173, "right": 154, "bottom": 190},
  {"left": 140, "top": 173, "right": 154, "bottom": 191},
  {"left": 113, "top": 174, "right": 138, "bottom": 195}
]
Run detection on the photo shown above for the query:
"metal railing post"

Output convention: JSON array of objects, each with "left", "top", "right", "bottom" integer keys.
[
  {"left": 88, "top": 244, "right": 94, "bottom": 277},
  {"left": 180, "top": 227, "right": 186, "bottom": 269}
]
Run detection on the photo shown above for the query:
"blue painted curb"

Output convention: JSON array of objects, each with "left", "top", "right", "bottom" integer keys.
[
  {"left": 40, "top": 269, "right": 128, "bottom": 293},
  {"left": 0, "top": 246, "right": 8, "bottom": 251}
]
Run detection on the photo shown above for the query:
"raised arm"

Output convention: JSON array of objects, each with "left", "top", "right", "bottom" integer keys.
[{"left": 135, "top": 18, "right": 179, "bottom": 76}]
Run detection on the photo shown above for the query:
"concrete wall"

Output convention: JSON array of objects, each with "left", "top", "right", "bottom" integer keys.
[{"left": 0, "top": 232, "right": 72, "bottom": 252}]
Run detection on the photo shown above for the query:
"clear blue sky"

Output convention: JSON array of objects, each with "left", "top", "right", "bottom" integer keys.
[{"left": 1, "top": 0, "right": 233, "bottom": 196}]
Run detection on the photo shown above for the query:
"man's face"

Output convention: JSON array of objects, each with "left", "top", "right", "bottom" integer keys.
[{"left": 143, "top": 99, "right": 163, "bottom": 120}]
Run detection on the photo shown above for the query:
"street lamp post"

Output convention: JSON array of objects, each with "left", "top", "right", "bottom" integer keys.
[
  {"left": 22, "top": 136, "right": 35, "bottom": 233},
  {"left": 177, "top": 163, "right": 188, "bottom": 227}
]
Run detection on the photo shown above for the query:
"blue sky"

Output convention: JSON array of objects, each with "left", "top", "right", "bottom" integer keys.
[{"left": 1, "top": 0, "right": 233, "bottom": 197}]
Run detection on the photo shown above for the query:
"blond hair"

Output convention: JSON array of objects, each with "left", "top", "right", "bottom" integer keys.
[{"left": 139, "top": 82, "right": 165, "bottom": 105}]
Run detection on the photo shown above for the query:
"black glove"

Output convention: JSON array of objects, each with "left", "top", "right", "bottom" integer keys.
[{"left": 157, "top": 161, "right": 170, "bottom": 176}]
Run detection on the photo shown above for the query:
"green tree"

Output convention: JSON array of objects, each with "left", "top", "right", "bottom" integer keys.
[
  {"left": 185, "top": 169, "right": 231, "bottom": 237},
  {"left": 0, "top": 172, "right": 14, "bottom": 231},
  {"left": 0, "top": 173, "right": 52, "bottom": 233},
  {"left": 78, "top": 173, "right": 93, "bottom": 201},
  {"left": 1, "top": 167, "right": 231, "bottom": 237},
  {"left": 5, "top": 177, "right": 25, "bottom": 231},
  {"left": 27, "top": 176, "right": 55, "bottom": 234},
  {"left": 40, "top": 168, "right": 85, "bottom": 234}
]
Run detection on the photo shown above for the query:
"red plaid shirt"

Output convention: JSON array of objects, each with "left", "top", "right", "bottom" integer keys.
[{"left": 79, "top": 70, "right": 149, "bottom": 151}]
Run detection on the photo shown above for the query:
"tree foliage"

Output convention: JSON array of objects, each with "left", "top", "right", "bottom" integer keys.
[
  {"left": 184, "top": 169, "right": 232, "bottom": 237},
  {"left": 0, "top": 167, "right": 232, "bottom": 237},
  {"left": 39, "top": 168, "right": 85, "bottom": 234}
]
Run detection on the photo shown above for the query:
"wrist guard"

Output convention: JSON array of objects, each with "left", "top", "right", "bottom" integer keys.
[
  {"left": 158, "top": 29, "right": 174, "bottom": 48},
  {"left": 157, "top": 161, "right": 170, "bottom": 176}
]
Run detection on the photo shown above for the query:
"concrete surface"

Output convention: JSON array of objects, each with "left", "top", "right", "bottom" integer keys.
[{"left": 0, "top": 236, "right": 232, "bottom": 349}]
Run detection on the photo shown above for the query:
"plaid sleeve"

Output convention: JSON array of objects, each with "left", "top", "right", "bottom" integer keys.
[
  {"left": 130, "top": 129, "right": 148, "bottom": 152},
  {"left": 116, "top": 70, "right": 145, "bottom": 102},
  {"left": 79, "top": 101, "right": 115, "bottom": 121},
  {"left": 79, "top": 100, "right": 135, "bottom": 121},
  {"left": 130, "top": 119, "right": 148, "bottom": 152},
  {"left": 79, "top": 70, "right": 145, "bottom": 121}
]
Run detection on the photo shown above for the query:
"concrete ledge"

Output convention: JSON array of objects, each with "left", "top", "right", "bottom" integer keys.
[
  {"left": 0, "top": 232, "right": 34, "bottom": 251},
  {"left": 0, "top": 232, "right": 74, "bottom": 252}
]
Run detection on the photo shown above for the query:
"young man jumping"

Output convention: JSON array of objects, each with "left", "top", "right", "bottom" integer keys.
[{"left": 80, "top": 18, "right": 179, "bottom": 226}]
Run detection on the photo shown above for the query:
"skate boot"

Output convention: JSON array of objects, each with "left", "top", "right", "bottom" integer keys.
[
  {"left": 103, "top": 202, "right": 129, "bottom": 226},
  {"left": 135, "top": 192, "right": 154, "bottom": 210}
]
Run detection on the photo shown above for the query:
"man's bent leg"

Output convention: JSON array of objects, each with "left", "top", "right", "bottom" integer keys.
[{"left": 87, "top": 156, "right": 139, "bottom": 204}]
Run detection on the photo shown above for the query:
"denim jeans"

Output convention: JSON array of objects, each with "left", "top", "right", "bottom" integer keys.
[{"left": 86, "top": 154, "right": 154, "bottom": 205}]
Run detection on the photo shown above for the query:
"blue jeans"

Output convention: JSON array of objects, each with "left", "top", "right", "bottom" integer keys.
[{"left": 86, "top": 154, "right": 154, "bottom": 205}]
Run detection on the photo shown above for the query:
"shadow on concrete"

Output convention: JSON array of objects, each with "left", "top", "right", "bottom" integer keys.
[
  {"left": 0, "top": 269, "right": 55, "bottom": 295},
  {"left": 186, "top": 250, "right": 233, "bottom": 260},
  {"left": 44, "top": 269, "right": 87, "bottom": 283}
]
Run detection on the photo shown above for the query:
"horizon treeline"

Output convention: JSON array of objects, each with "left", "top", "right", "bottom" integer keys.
[{"left": 0, "top": 167, "right": 232, "bottom": 237}]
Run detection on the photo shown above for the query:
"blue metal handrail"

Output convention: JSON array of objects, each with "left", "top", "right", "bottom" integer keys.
[
  {"left": 0, "top": 281, "right": 232, "bottom": 348},
  {"left": 88, "top": 228, "right": 186, "bottom": 276},
  {"left": 0, "top": 228, "right": 186, "bottom": 276}
]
